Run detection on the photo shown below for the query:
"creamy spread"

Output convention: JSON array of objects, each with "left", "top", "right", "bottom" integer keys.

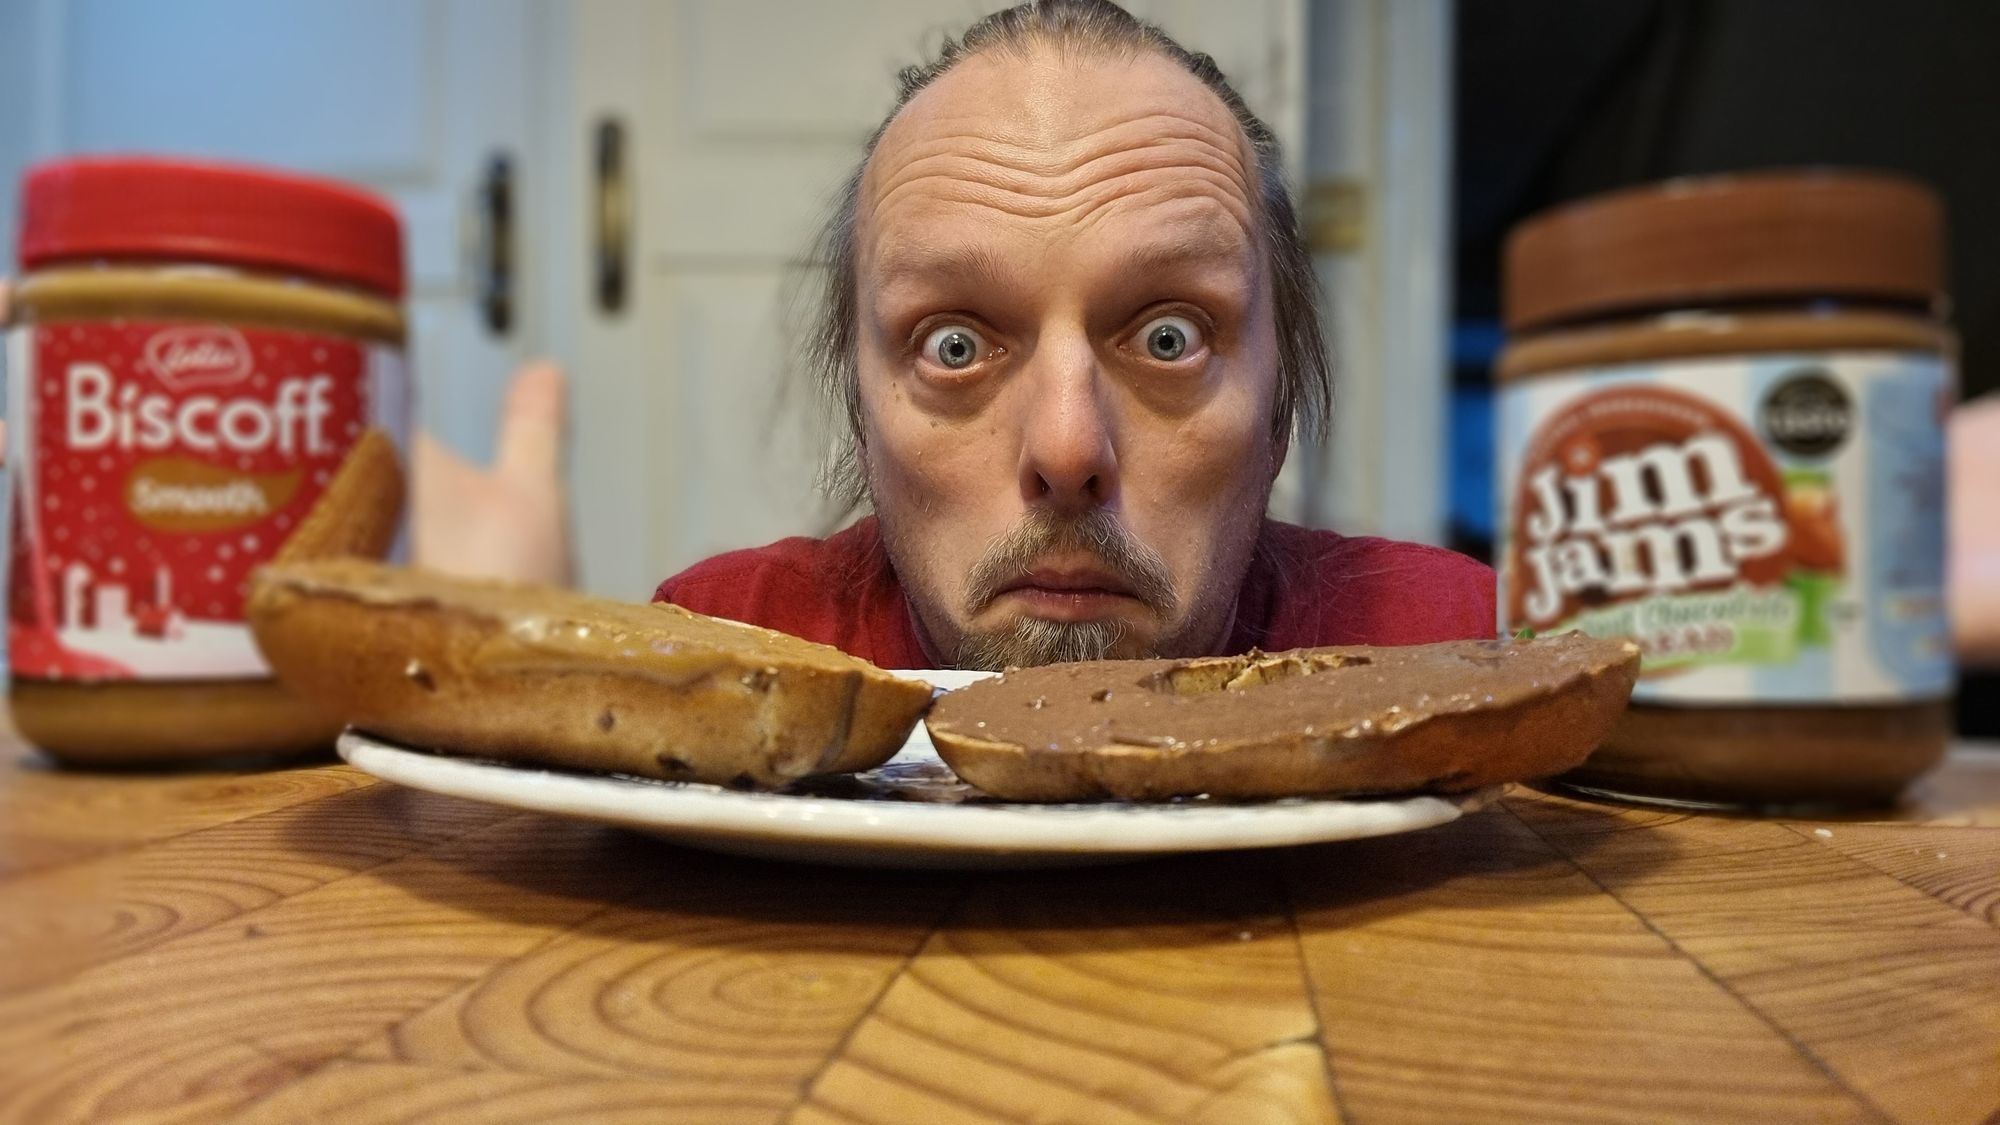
[
  {"left": 6, "top": 158, "right": 409, "bottom": 763},
  {"left": 929, "top": 637, "right": 1638, "bottom": 759},
  {"left": 1498, "top": 171, "right": 1955, "bottom": 809},
  {"left": 267, "top": 558, "right": 873, "bottom": 688}
]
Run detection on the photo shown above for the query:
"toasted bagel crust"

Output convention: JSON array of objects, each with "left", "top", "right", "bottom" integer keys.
[{"left": 248, "top": 559, "right": 934, "bottom": 788}]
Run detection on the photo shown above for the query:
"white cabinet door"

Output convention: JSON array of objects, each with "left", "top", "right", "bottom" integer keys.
[
  {"left": 558, "top": 0, "right": 1306, "bottom": 599},
  {"left": 3, "top": 0, "right": 1431, "bottom": 601},
  {"left": 0, "top": 0, "right": 547, "bottom": 467}
]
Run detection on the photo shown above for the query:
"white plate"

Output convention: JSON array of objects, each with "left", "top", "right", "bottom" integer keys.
[{"left": 337, "top": 669, "right": 1504, "bottom": 869}]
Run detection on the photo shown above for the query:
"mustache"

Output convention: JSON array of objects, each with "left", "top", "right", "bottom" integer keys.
[{"left": 963, "top": 508, "right": 1176, "bottom": 616}]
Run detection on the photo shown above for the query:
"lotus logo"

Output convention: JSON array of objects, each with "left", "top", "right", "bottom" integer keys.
[{"left": 144, "top": 327, "right": 254, "bottom": 390}]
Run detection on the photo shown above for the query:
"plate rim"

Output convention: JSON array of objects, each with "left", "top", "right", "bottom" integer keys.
[{"left": 338, "top": 730, "right": 1504, "bottom": 857}]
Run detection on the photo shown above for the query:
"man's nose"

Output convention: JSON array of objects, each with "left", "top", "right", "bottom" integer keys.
[{"left": 1017, "top": 337, "right": 1118, "bottom": 514}]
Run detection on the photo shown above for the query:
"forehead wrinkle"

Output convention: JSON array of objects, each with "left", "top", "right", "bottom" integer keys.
[
  {"left": 885, "top": 109, "right": 1249, "bottom": 185},
  {"left": 1057, "top": 175, "right": 1257, "bottom": 244},
  {"left": 870, "top": 141, "right": 1249, "bottom": 227},
  {"left": 866, "top": 112, "right": 1253, "bottom": 229},
  {"left": 874, "top": 163, "right": 1254, "bottom": 240}
]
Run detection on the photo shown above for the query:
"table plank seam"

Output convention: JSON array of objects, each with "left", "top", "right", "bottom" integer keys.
[
  {"left": 1281, "top": 876, "right": 1354, "bottom": 1125},
  {"left": 328, "top": 903, "right": 623, "bottom": 1071},
  {"left": 878, "top": 952, "right": 1251, "bottom": 1087},
  {"left": 330, "top": 820, "right": 636, "bottom": 1073},
  {"left": 210, "top": 822, "right": 631, "bottom": 1121},
  {"left": 783, "top": 1093, "right": 874, "bottom": 1125},
  {"left": 1780, "top": 823, "right": 2000, "bottom": 932},
  {"left": 1510, "top": 792, "right": 1702, "bottom": 834},
  {"left": 796, "top": 1039, "right": 1027, "bottom": 1125},
  {"left": 779, "top": 880, "right": 978, "bottom": 1125},
  {"left": 834, "top": 981, "right": 1296, "bottom": 1125},
  {"left": 1501, "top": 801, "right": 1903, "bottom": 1125}
]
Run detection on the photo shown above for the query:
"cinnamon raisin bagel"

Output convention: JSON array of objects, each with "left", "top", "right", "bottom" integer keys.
[{"left": 247, "top": 559, "right": 934, "bottom": 788}]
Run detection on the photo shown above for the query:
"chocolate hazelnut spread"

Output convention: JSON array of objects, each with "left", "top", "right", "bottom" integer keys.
[
  {"left": 6, "top": 158, "right": 410, "bottom": 763},
  {"left": 936, "top": 643, "right": 1603, "bottom": 755},
  {"left": 926, "top": 635, "right": 1641, "bottom": 801},
  {"left": 1497, "top": 170, "right": 1955, "bottom": 809}
]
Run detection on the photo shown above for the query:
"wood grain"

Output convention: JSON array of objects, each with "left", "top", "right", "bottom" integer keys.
[
  {"left": 790, "top": 854, "right": 1339, "bottom": 1125},
  {"left": 1788, "top": 823, "right": 2000, "bottom": 927},
  {"left": 0, "top": 814, "right": 642, "bottom": 1124},
  {"left": 354, "top": 853, "right": 963, "bottom": 1122},
  {"left": 1, "top": 727, "right": 1996, "bottom": 1125},
  {"left": 1689, "top": 927, "right": 2000, "bottom": 1125},
  {"left": 1513, "top": 797, "right": 1970, "bottom": 935},
  {"left": 1287, "top": 806, "right": 1878, "bottom": 1125},
  {"left": 0, "top": 750, "right": 371, "bottom": 879},
  {"left": 227, "top": 1061, "right": 738, "bottom": 1124},
  {"left": 0, "top": 784, "right": 510, "bottom": 996},
  {"left": 1515, "top": 791, "right": 2000, "bottom": 1125}
]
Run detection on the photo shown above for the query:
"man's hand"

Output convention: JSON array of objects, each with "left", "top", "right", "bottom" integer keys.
[
  {"left": 1950, "top": 393, "right": 2000, "bottom": 665},
  {"left": 412, "top": 360, "right": 575, "bottom": 587},
  {"left": 0, "top": 280, "right": 8, "bottom": 464},
  {"left": 3, "top": 273, "right": 571, "bottom": 588}
]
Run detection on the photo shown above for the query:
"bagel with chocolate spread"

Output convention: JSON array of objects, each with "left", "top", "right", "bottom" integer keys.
[
  {"left": 247, "top": 559, "right": 934, "bottom": 788},
  {"left": 925, "top": 635, "right": 1641, "bottom": 801}
]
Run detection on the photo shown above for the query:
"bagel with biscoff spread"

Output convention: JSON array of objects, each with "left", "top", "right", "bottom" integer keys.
[{"left": 247, "top": 559, "right": 934, "bottom": 788}]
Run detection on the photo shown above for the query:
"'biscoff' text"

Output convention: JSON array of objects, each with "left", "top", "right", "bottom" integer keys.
[{"left": 64, "top": 363, "right": 334, "bottom": 456}]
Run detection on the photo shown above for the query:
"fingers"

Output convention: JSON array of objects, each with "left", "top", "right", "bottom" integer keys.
[
  {"left": 1, "top": 280, "right": 11, "bottom": 464},
  {"left": 1950, "top": 393, "right": 2000, "bottom": 664},
  {"left": 409, "top": 373, "right": 575, "bottom": 589},
  {"left": 411, "top": 430, "right": 476, "bottom": 491},
  {"left": 410, "top": 431, "right": 474, "bottom": 555},
  {"left": 496, "top": 359, "right": 567, "bottom": 486}
]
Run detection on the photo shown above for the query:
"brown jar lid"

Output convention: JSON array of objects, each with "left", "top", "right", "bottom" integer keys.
[{"left": 1504, "top": 169, "right": 1945, "bottom": 334}]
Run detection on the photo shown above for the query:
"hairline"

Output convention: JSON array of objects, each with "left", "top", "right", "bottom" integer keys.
[{"left": 810, "top": 5, "right": 1326, "bottom": 508}]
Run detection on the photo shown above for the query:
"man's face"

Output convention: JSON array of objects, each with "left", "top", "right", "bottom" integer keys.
[{"left": 855, "top": 47, "right": 1282, "bottom": 668}]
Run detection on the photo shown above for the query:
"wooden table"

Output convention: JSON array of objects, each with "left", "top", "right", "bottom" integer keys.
[{"left": 2, "top": 732, "right": 1997, "bottom": 1125}]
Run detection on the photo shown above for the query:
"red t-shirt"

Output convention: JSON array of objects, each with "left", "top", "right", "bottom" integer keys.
[{"left": 653, "top": 517, "right": 1496, "bottom": 668}]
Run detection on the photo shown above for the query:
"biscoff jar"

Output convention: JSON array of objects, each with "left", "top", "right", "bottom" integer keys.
[
  {"left": 1497, "top": 170, "right": 1954, "bottom": 810},
  {"left": 6, "top": 157, "right": 409, "bottom": 763}
]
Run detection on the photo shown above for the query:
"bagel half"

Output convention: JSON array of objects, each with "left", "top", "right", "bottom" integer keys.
[
  {"left": 925, "top": 635, "right": 1641, "bottom": 801},
  {"left": 247, "top": 559, "right": 934, "bottom": 788}
]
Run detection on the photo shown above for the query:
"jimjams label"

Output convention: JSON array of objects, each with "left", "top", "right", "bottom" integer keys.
[{"left": 1497, "top": 350, "right": 1952, "bottom": 704}]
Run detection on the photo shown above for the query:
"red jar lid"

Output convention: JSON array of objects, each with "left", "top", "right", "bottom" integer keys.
[{"left": 18, "top": 156, "right": 405, "bottom": 298}]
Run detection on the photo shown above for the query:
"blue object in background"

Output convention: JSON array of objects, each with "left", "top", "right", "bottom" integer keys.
[
  {"left": 1449, "top": 386, "right": 1495, "bottom": 541},
  {"left": 1447, "top": 319, "right": 1503, "bottom": 544}
]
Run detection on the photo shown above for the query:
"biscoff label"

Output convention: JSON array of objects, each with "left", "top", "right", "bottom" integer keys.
[
  {"left": 1497, "top": 350, "right": 1952, "bottom": 704},
  {"left": 4, "top": 322, "right": 406, "bottom": 680}
]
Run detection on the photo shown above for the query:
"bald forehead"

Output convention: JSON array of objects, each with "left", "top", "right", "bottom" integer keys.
[{"left": 858, "top": 48, "right": 1259, "bottom": 250}]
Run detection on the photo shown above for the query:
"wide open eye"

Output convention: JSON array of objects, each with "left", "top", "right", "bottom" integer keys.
[
  {"left": 923, "top": 324, "right": 986, "bottom": 370},
  {"left": 1135, "top": 315, "right": 1202, "bottom": 362}
]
